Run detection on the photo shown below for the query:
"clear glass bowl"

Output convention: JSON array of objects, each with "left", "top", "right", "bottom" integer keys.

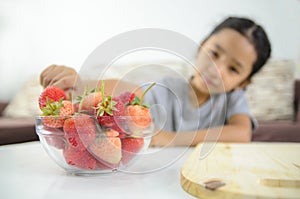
[{"left": 35, "top": 115, "right": 153, "bottom": 175}]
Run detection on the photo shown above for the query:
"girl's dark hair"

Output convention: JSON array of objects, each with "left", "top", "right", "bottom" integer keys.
[{"left": 204, "top": 16, "right": 271, "bottom": 77}]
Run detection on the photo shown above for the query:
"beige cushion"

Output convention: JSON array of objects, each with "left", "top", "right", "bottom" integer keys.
[
  {"left": 3, "top": 76, "right": 42, "bottom": 118},
  {"left": 245, "top": 59, "right": 296, "bottom": 121}
]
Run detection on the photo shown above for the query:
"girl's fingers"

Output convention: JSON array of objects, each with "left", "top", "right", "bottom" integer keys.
[
  {"left": 51, "top": 74, "right": 78, "bottom": 91},
  {"left": 40, "top": 65, "right": 77, "bottom": 89},
  {"left": 40, "top": 64, "right": 57, "bottom": 87}
]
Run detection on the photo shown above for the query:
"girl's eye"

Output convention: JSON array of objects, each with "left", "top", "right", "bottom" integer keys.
[
  {"left": 229, "top": 66, "right": 239, "bottom": 74},
  {"left": 211, "top": 50, "right": 219, "bottom": 58}
]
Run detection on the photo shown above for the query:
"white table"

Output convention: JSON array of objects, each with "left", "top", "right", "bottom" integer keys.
[{"left": 0, "top": 141, "right": 195, "bottom": 199}]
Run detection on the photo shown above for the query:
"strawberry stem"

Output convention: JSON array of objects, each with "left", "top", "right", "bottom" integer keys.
[
  {"left": 140, "top": 82, "right": 156, "bottom": 102},
  {"left": 77, "top": 85, "right": 90, "bottom": 113},
  {"left": 96, "top": 80, "right": 117, "bottom": 116},
  {"left": 101, "top": 80, "right": 105, "bottom": 104}
]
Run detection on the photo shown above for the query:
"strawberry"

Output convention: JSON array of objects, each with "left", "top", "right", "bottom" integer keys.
[
  {"left": 41, "top": 99, "right": 73, "bottom": 128},
  {"left": 73, "top": 103, "right": 80, "bottom": 113},
  {"left": 95, "top": 81, "right": 125, "bottom": 131},
  {"left": 126, "top": 83, "right": 155, "bottom": 131},
  {"left": 121, "top": 137, "right": 144, "bottom": 164},
  {"left": 63, "top": 114, "right": 96, "bottom": 151},
  {"left": 75, "top": 87, "right": 101, "bottom": 113},
  {"left": 118, "top": 91, "right": 135, "bottom": 105},
  {"left": 88, "top": 129, "right": 122, "bottom": 165},
  {"left": 39, "top": 86, "right": 66, "bottom": 109},
  {"left": 97, "top": 97, "right": 125, "bottom": 131},
  {"left": 126, "top": 105, "right": 152, "bottom": 130},
  {"left": 63, "top": 146, "right": 97, "bottom": 170},
  {"left": 81, "top": 92, "right": 102, "bottom": 113},
  {"left": 94, "top": 130, "right": 121, "bottom": 170}
]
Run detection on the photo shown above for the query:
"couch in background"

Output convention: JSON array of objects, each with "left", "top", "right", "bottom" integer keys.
[
  {"left": 252, "top": 79, "right": 300, "bottom": 142},
  {"left": 0, "top": 60, "right": 299, "bottom": 145},
  {"left": 0, "top": 102, "right": 37, "bottom": 145}
]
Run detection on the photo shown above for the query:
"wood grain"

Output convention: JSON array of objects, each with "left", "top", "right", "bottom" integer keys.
[{"left": 181, "top": 142, "right": 300, "bottom": 199}]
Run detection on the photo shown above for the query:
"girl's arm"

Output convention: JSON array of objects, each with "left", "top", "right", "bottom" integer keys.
[{"left": 150, "top": 113, "right": 252, "bottom": 147}]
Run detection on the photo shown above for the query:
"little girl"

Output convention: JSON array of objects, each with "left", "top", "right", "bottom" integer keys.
[{"left": 40, "top": 16, "right": 271, "bottom": 147}]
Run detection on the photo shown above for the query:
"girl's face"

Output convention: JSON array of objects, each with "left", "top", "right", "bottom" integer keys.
[{"left": 192, "top": 28, "right": 257, "bottom": 94}]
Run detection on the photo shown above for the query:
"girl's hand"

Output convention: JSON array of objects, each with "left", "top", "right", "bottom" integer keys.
[
  {"left": 149, "top": 130, "right": 176, "bottom": 147},
  {"left": 40, "top": 64, "right": 78, "bottom": 91}
]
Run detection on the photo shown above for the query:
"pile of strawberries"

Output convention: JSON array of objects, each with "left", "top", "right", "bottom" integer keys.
[{"left": 38, "top": 81, "right": 155, "bottom": 170}]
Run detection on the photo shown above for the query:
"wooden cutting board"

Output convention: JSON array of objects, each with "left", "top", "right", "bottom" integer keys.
[{"left": 181, "top": 142, "right": 300, "bottom": 199}]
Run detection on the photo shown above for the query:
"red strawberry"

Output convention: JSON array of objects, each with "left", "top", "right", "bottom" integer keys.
[
  {"left": 81, "top": 92, "right": 102, "bottom": 113},
  {"left": 63, "top": 146, "right": 97, "bottom": 170},
  {"left": 118, "top": 132, "right": 127, "bottom": 139},
  {"left": 73, "top": 103, "right": 79, "bottom": 113},
  {"left": 95, "top": 81, "right": 125, "bottom": 131},
  {"left": 39, "top": 86, "right": 66, "bottom": 109},
  {"left": 126, "top": 105, "right": 152, "bottom": 130},
  {"left": 95, "top": 129, "right": 121, "bottom": 170},
  {"left": 125, "top": 83, "right": 155, "bottom": 132},
  {"left": 41, "top": 100, "right": 73, "bottom": 128},
  {"left": 97, "top": 97, "right": 125, "bottom": 131},
  {"left": 89, "top": 129, "right": 122, "bottom": 165},
  {"left": 118, "top": 91, "right": 135, "bottom": 104},
  {"left": 121, "top": 137, "right": 144, "bottom": 165},
  {"left": 63, "top": 114, "right": 96, "bottom": 151}
]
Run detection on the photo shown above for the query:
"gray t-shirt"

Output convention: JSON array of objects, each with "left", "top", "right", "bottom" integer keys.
[{"left": 143, "top": 77, "right": 257, "bottom": 132}]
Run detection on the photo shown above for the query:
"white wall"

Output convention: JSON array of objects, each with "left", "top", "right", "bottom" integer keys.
[{"left": 1, "top": 0, "right": 300, "bottom": 101}]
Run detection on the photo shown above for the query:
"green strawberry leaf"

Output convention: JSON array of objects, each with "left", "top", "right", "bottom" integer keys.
[
  {"left": 127, "top": 82, "right": 156, "bottom": 108},
  {"left": 90, "top": 88, "right": 99, "bottom": 93},
  {"left": 41, "top": 98, "right": 64, "bottom": 116},
  {"left": 142, "top": 103, "right": 150, "bottom": 108}
]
